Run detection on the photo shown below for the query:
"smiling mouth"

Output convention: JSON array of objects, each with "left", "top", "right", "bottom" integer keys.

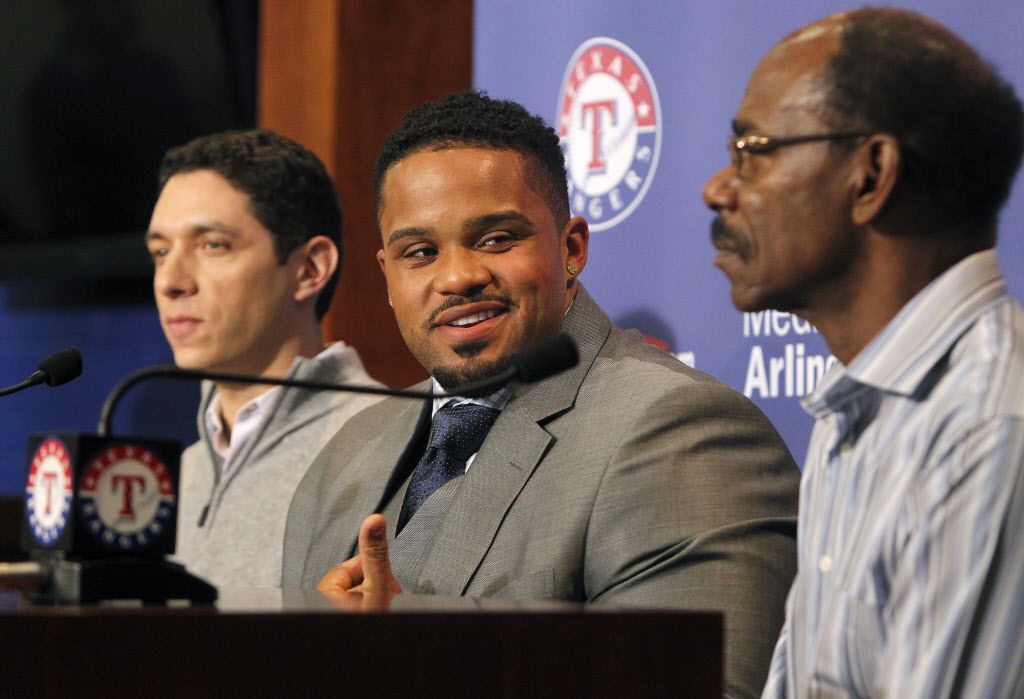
[
  {"left": 432, "top": 302, "right": 511, "bottom": 349},
  {"left": 430, "top": 295, "right": 514, "bottom": 329},
  {"left": 446, "top": 308, "right": 505, "bottom": 327}
]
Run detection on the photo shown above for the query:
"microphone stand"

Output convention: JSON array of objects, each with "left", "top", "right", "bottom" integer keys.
[
  {"left": 97, "top": 359, "right": 535, "bottom": 437},
  {"left": 98, "top": 334, "right": 578, "bottom": 437},
  {"left": 0, "top": 375, "right": 48, "bottom": 397}
]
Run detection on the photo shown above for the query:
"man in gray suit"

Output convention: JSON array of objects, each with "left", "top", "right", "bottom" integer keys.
[{"left": 284, "top": 91, "right": 799, "bottom": 698}]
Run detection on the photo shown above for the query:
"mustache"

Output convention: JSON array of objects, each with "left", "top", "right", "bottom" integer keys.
[
  {"left": 427, "top": 293, "right": 516, "bottom": 325},
  {"left": 710, "top": 217, "right": 750, "bottom": 259}
]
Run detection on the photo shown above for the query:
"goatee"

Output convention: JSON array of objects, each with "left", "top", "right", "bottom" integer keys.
[{"left": 432, "top": 354, "right": 513, "bottom": 391}]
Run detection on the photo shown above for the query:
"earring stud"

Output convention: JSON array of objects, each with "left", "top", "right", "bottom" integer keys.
[{"left": 566, "top": 262, "right": 578, "bottom": 275}]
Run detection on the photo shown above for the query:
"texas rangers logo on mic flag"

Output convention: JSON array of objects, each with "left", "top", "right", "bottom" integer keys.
[
  {"left": 78, "top": 444, "right": 176, "bottom": 551},
  {"left": 25, "top": 437, "right": 74, "bottom": 545},
  {"left": 557, "top": 37, "right": 661, "bottom": 232}
]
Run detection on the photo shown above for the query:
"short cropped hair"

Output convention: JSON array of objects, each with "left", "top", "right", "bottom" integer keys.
[
  {"left": 158, "top": 129, "right": 342, "bottom": 320},
  {"left": 374, "top": 91, "right": 571, "bottom": 226},
  {"left": 820, "top": 8, "right": 1023, "bottom": 229}
]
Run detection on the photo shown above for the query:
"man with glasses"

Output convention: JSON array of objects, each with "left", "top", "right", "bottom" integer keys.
[{"left": 704, "top": 8, "right": 1024, "bottom": 698}]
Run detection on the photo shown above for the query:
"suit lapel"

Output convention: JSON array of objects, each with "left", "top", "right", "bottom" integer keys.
[
  {"left": 413, "top": 408, "right": 552, "bottom": 594},
  {"left": 413, "top": 285, "right": 611, "bottom": 595},
  {"left": 330, "top": 390, "right": 432, "bottom": 562}
]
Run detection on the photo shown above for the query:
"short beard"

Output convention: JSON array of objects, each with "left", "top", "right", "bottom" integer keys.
[
  {"left": 432, "top": 354, "right": 513, "bottom": 391},
  {"left": 452, "top": 339, "right": 488, "bottom": 358}
]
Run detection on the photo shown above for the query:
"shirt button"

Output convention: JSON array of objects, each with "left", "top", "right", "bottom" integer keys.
[
  {"left": 839, "top": 441, "right": 854, "bottom": 457},
  {"left": 818, "top": 555, "right": 833, "bottom": 573}
]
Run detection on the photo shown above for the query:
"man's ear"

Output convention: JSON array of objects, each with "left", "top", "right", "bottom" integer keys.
[
  {"left": 294, "top": 235, "right": 339, "bottom": 303},
  {"left": 562, "top": 215, "right": 589, "bottom": 287},
  {"left": 375, "top": 249, "right": 393, "bottom": 307},
  {"left": 850, "top": 134, "right": 902, "bottom": 226}
]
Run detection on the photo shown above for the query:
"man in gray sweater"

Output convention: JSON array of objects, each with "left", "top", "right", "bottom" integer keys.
[{"left": 146, "top": 129, "right": 382, "bottom": 587}]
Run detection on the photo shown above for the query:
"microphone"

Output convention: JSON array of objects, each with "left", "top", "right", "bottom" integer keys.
[
  {"left": 17, "top": 335, "right": 577, "bottom": 603},
  {"left": 0, "top": 347, "right": 83, "bottom": 397},
  {"left": 456, "top": 332, "right": 579, "bottom": 396},
  {"left": 517, "top": 333, "right": 578, "bottom": 380},
  {"left": 98, "top": 333, "right": 579, "bottom": 436}
]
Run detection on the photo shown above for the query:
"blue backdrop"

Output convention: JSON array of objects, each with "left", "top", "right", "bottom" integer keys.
[
  {"left": 0, "top": 288, "right": 198, "bottom": 495},
  {"left": 474, "top": 0, "right": 1024, "bottom": 464},
  {"left": 1, "top": 1, "right": 1021, "bottom": 495}
]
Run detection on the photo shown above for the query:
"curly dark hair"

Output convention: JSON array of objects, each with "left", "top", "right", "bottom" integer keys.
[
  {"left": 157, "top": 129, "right": 342, "bottom": 320},
  {"left": 820, "top": 8, "right": 1023, "bottom": 229},
  {"left": 373, "top": 91, "right": 570, "bottom": 225}
]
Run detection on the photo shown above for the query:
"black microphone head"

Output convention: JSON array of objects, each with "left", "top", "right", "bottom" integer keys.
[
  {"left": 37, "top": 347, "right": 83, "bottom": 387},
  {"left": 513, "top": 334, "right": 579, "bottom": 383}
]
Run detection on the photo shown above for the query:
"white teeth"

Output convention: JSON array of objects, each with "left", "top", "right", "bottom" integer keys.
[{"left": 449, "top": 309, "right": 499, "bottom": 327}]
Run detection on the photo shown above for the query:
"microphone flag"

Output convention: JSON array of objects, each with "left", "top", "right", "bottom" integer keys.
[{"left": 20, "top": 432, "right": 213, "bottom": 604}]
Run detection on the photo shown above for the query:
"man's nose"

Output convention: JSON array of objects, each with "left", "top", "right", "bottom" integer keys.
[
  {"left": 702, "top": 165, "right": 738, "bottom": 212},
  {"left": 435, "top": 247, "right": 493, "bottom": 296},
  {"left": 154, "top": 249, "right": 198, "bottom": 299}
]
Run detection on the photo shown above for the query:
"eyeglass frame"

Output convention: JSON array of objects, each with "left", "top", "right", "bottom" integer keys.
[{"left": 727, "top": 132, "right": 869, "bottom": 178}]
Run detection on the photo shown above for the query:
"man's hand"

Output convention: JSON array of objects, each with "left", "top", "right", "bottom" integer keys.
[{"left": 317, "top": 514, "right": 403, "bottom": 608}]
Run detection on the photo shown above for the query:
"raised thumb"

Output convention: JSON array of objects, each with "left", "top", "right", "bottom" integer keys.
[{"left": 358, "top": 514, "right": 401, "bottom": 593}]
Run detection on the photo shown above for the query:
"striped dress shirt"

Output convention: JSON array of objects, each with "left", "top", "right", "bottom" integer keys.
[{"left": 762, "top": 249, "right": 1024, "bottom": 698}]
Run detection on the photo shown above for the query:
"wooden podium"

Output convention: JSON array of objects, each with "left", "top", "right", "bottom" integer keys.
[{"left": 0, "top": 589, "right": 722, "bottom": 697}]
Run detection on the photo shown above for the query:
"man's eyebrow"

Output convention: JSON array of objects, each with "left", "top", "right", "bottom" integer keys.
[
  {"left": 144, "top": 222, "right": 239, "bottom": 243},
  {"left": 731, "top": 119, "right": 756, "bottom": 136},
  {"left": 385, "top": 211, "right": 534, "bottom": 246},
  {"left": 463, "top": 210, "right": 533, "bottom": 233},
  {"left": 386, "top": 226, "right": 432, "bottom": 247}
]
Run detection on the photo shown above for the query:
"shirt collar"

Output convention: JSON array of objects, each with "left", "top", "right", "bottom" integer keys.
[
  {"left": 204, "top": 342, "right": 349, "bottom": 449},
  {"left": 429, "top": 377, "right": 513, "bottom": 417},
  {"left": 804, "top": 249, "right": 1007, "bottom": 414},
  {"left": 205, "top": 383, "right": 282, "bottom": 456}
]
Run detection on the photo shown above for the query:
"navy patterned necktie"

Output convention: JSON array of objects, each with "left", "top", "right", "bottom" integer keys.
[{"left": 397, "top": 401, "right": 500, "bottom": 533}]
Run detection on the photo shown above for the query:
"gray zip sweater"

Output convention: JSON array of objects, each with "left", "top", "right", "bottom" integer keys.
[{"left": 174, "top": 344, "right": 383, "bottom": 587}]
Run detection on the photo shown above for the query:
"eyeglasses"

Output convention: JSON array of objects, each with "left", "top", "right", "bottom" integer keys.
[{"left": 728, "top": 132, "right": 869, "bottom": 178}]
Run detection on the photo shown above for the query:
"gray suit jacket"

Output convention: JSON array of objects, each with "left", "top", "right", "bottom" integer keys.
[{"left": 283, "top": 286, "right": 799, "bottom": 698}]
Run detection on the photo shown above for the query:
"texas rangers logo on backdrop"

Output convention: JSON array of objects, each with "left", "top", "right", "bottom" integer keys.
[
  {"left": 557, "top": 37, "right": 661, "bottom": 232},
  {"left": 79, "top": 444, "right": 175, "bottom": 551},
  {"left": 25, "top": 437, "right": 74, "bottom": 545}
]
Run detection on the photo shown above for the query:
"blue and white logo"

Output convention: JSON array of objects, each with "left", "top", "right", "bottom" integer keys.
[
  {"left": 79, "top": 444, "right": 176, "bottom": 551},
  {"left": 557, "top": 37, "right": 661, "bottom": 232},
  {"left": 25, "top": 437, "right": 73, "bottom": 546}
]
